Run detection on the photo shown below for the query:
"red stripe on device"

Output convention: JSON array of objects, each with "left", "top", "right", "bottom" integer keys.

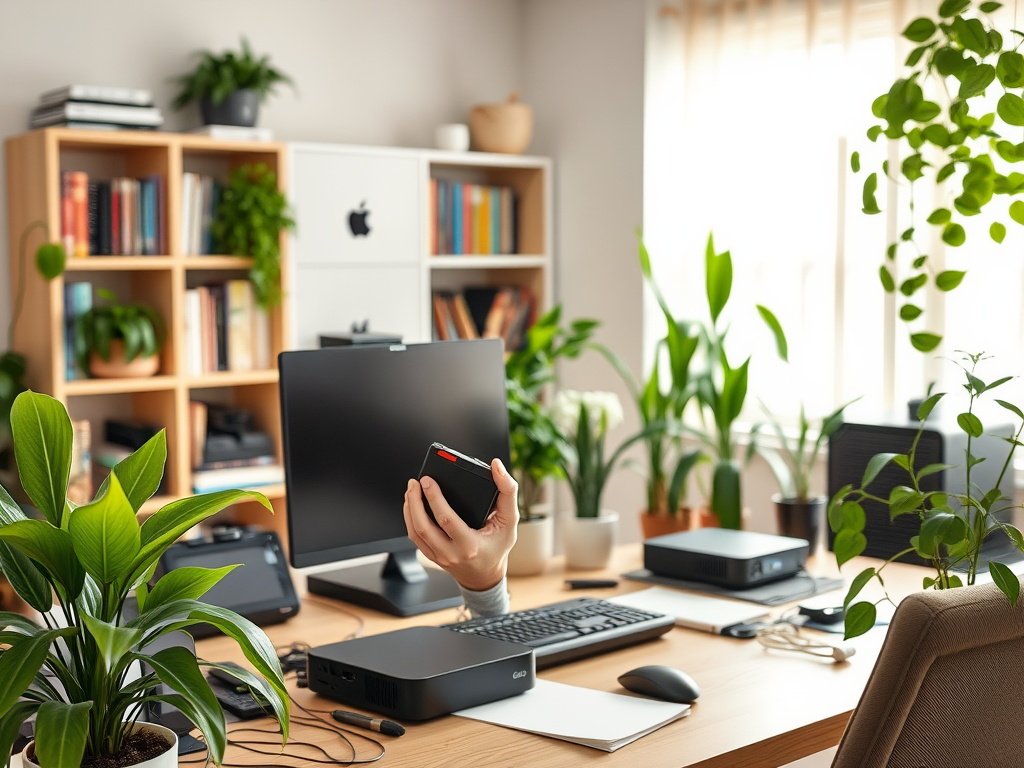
[{"left": 437, "top": 450, "right": 457, "bottom": 462}]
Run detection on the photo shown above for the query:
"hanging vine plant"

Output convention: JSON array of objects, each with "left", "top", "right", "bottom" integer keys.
[{"left": 855, "top": 0, "right": 1021, "bottom": 351}]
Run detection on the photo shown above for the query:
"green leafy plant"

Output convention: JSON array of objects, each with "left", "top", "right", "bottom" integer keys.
[
  {"left": 758, "top": 399, "right": 857, "bottom": 502},
  {"left": 854, "top": 0, "right": 1023, "bottom": 350},
  {"left": 0, "top": 390, "right": 289, "bottom": 767},
  {"left": 504, "top": 306, "right": 598, "bottom": 521},
  {"left": 74, "top": 289, "right": 165, "bottom": 374},
  {"left": 830, "top": 353, "right": 1024, "bottom": 639},
  {"left": 172, "top": 37, "right": 294, "bottom": 109},
  {"left": 211, "top": 164, "right": 294, "bottom": 310}
]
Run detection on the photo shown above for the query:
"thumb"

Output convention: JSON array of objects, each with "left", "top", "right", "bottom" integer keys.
[{"left": 491, "top": 458, "right": 520, "bottom": 524}]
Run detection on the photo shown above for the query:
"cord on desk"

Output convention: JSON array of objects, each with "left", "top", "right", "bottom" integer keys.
[{"left": 756, "top": 621, "right": 856, "bottom": 662}]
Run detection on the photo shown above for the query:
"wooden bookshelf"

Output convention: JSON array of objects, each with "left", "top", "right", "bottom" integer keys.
[{"left": 5, "top": 128, "right": 289, "bottom": 535}]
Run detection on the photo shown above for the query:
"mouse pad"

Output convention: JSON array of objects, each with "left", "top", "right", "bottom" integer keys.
[{"left": 620, "top": 569, "right": 844, "bottom": 606}]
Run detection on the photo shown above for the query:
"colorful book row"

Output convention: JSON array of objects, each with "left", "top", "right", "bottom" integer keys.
[
  {"left": 429, "top": 180, "right": 518, "bottom": 255},
  {"left": 181, "top": 173, "right": 222, "bottom": 256},
  {"left": 63, "top": 282, "right": 93, "bottom": 381},
  {"left": 431, "top": 287, "right": 534, "bottom": 351},
  {"left": 184, "top": 280, "right": 271, "bottom": 376},
  {"left": 61, "top": 171, "right": 167, "bottom": 257}
]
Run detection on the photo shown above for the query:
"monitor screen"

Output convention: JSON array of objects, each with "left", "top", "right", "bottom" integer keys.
[
  {"left": 279, "top": 339, "right": 510, "bottom": 568},
  {"left": 170, "top": 543, "right": 288, "bottom": 607}
]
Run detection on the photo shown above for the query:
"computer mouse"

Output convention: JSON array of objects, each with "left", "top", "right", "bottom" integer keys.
[{"left": 617, "top": 665, "right": 701, "bottom": 703}]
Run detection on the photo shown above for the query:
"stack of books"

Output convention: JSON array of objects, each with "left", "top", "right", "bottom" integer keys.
[
  {"left": 31, "top": 85, "right": 163, "bottom": 131},
  {"left": 63, "top": 282, "right": 93, "bottom": 381},
  {"left": 431, "top": 287, "right": 534, "bottom": 350},
  {"left": 181, "top": 173, "right": 222, "bottom": 255},
  {"left": 189, "top": 401, "right": 283, "bottom": 493},
  {"left": 61, "top": 171, "right": 167, "bottom": 257},
  {"left": 184, "top": 280, "right": 272, "bottom": 375},
  {"left": 430, "top": 180, "right": 518, "bottom": 255}
]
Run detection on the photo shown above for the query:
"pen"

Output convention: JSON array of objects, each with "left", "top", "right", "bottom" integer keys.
[
  {"left": 565, "top": 579, "right": 619, "bottom": 590},
  {"left": 332, "top": 709, "right": 406, "bottom": 737}
]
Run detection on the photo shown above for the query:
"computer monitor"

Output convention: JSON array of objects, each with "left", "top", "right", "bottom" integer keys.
[{"left": 278, "top": 339, "right": 510, "bottom": 616}]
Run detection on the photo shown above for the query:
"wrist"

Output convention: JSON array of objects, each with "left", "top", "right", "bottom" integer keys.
[{"left": 458, "top": 565, "right": 506, "bottom": 593}]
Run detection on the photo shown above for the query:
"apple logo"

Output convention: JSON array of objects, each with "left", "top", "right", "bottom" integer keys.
[{"left": 348, "top": 201, "right": 371, "bottom": 237}]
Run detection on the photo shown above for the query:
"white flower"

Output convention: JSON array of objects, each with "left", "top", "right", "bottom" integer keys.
[{"left": 551, "top": 390, "right": 624, "bottom": 438}]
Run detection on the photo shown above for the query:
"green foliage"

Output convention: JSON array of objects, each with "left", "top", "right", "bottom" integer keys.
[
  {"left": 211, "top": 164, "right": 295, "bottom": 310},
  {"left": 0, "top": 391, "right": 288, "bottom": 767},
  {"left": 831, "top": 354, "right": 1024, "bottom": 639},
  {"left": 854, "top": 0, "right": 1024, "bottom": 350},
  {"left": 172, "top": 37, "right": 294, "bottom": 109},
  {"left": 74, "top": 289, "right": 164, "bottom": 374},
  {"left": 504, "top": 306, "right": 598, "bottom": 520}
]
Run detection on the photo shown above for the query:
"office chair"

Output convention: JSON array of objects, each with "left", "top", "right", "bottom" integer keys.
[{"left": 831, "top": 579, "right": 1024, "bottom": 767}]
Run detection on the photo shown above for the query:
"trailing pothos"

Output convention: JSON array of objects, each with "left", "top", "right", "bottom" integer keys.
[{"left": 855, "top": 0, "right": 1024, "bottom": 351}]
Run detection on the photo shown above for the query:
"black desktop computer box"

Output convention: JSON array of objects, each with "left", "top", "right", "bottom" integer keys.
[{"left": 828, "top": 412, "right": 1014, "bottom": 566}]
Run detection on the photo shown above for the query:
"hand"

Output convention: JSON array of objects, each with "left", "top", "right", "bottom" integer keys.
[{"left": 403, "top": 458, "right": 519, "bottom": 592}]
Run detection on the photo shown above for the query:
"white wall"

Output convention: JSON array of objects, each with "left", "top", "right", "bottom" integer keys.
[
  {"left": 523, "top": 0, "right": 648, "bottom": 539},
  {"left": 0, "top": 0, "right": 524, "bottom": 335}
]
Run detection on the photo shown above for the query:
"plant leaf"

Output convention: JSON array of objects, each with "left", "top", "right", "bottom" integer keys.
[
  {"left": 879, "top": 265, "right": 895, "bottom": 292},
  {"left": 957, "top": 411, "right": 984, "bottom": 437},
  {"left": 917, "top": 391, "right": 945, "bottom": 420},
  {"left": 844, "top": 601, "right": 877, "bottom": 640},
  {"left": 935, "top": 270, "right": 966, "bottom": 291},
  {"left": 0, "top": 520, "right": 84, "bottom": 599},
  {"left": 991, "top": 222, "right": 1007, "bottom": 243},
  {"left": 11, "top": 391, "right": 72, "bottom": 527},
  {"left": 0, "top": 540, "right": 52, "bottom": 612},
  {"left": 1010, "top": 200, "right": 1024, "bottom": 225},
  {"left": 834, "top": 529, "right": 867, "bottom": 567},
  {"left": 0, "top": 701, "right": 40, "bottom": 768},
  {"left": 862, "top": 452, "right": 898, "bottom": 488},
  {"left": 0, "top": 627, "right": 77, "bottom": 719},
  {"left": 755, "top": 305, "right": 788, "bottom": 362},
  {"left": 844, "top": 568, "right": 876, "bottom": 609},
  {"left": 995, "top": 399, "right": 1024, "bottom": 419},
  {"left": 990, "top": 561, "right": 1020, "bottom": 605},
  {"left": 94, "top": 430, "right": 167, "bottom": 513},
  {"left": 862, "top": 173, "right": 881, "bottom": 214},
  {"left": 34, "top": 702, "right": 92, "bottom": 768},
  {"left": 69, "top": 472, "right": 141, "bottom": 584},
  {"left": 911, "top": 332, "right": 942, "bottom": 352},
  {"left": 81, "top": 614, "right": 143, "bottom": 672},
  {"left": 942, "top": 222, "right": 966, "bottom": 246},
  {"left": 850, "top": 151, "right": 861, "bottom": 172},
  {"left": 705, "top": 234, "right": 732, "bottom": 323},
  {"left": 144, "top": 565, "right": 239, "bottom": 613}
]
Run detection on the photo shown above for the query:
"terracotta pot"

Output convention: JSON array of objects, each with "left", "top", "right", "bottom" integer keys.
[
  {"left": 23, "top": 722, "right": 177, "bottom": 768},
  {"left": 640, "top": 508, "right": 693, "bottom": 539},
  {"left": 693, "top": 506, "right": 753, "bottom": 530},
  {"left": 563, "top": 510, "right": 617, "bottom": 570},
  {"left": 774, "top": 494, "right": 827, "bottom": 551},
  {"left": 508, "top": 514, "right": 554, "bottom": 576},
  {"left": 89, "top": 339, "right": 160, "bottom": 378},
  {"left": 469, "top": 93, "right": 533, "bottom": 154}
]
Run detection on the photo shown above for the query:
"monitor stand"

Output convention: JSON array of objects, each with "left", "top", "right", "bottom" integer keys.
[{"left": 306, "top": 549, "right": 464, "bottom": 617}]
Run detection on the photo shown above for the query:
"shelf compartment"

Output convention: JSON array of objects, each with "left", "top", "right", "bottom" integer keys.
[
  {"left": 64, "top": 375, "right": 177, "bottom": 396},
  {"left": 64, "top": 257, "right": 175, "bottom": 271},
  {"left": 186, "top": 369, "right": 279, "bottom": 388},
  {"left": 182, "top": 256, "right": 255, "bottom": 270},
  {"left": 430, "top": 255, "right": 548, "bottom": 269}
]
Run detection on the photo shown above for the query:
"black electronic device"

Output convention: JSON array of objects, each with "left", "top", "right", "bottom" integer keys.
[
  {"left": 417, "top": 443, "right": 498, "bottom": 529},
  {"left": 207, "top": 663, "right": 272, "bottom": 720},
  {"left": 157, "top": 530, "right": 299, "bottom": 638},
  {"left": 308, "top": 626, "right": 534, "bottom": 720},
  {"left": 279, "top": 339, "right": 510, "bottom": 617},
  {"left": 617, "top": 665, "right": 701, "bottom": 704},
  {"left": 442, "top": 597, "right": 675, "bottom": 668},
  {"left": 644, "top": 529, "right": 809, "bottom": 589},
  {"left": 319, "top": 329, "right": 403, "bottom": 347}
]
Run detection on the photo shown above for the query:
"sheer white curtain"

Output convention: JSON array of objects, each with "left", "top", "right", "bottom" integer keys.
[{"left": 641, "top": 0, "right": 1020, "bottom": 424}]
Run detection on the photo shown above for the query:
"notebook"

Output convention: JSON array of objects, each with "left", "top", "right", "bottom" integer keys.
[
  {"left": 454, "top": 679, "right": 689, "bottom": 752},
  {"left": 609, "top": 587, "right": 770, "bottom": 633}
]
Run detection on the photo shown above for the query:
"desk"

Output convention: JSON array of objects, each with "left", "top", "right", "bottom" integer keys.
[{"left": 196, "top": 546, "right": 921, "bottom": 768}]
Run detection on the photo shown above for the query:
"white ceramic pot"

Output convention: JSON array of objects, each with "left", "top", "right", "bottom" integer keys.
[
  {"left": 23, "top": 722, "right": 177, "bottom": 768},
  {"left": 563, "top": 511, "right": 618, "bottom": 570},
  {"left": 435, "top": 123, "right": 470, "bottom": 152},
  {"left": 507, "top": 514, "right": 554, "bottom": 577}
]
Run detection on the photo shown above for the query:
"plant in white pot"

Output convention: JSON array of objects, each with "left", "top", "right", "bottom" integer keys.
[
  {"left": 552, "top": 390, "right": 658, "bottom": 570},
  {"left": 0, "top": 390, "right": 289, "bottom": 768},
  {"left": 505, "top": 307, "right": 597, "bottom": 576}
]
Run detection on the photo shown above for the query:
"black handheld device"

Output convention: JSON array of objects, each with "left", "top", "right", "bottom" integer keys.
[{"left": 417, "top": 442, "right": 498, "bottom": 529}]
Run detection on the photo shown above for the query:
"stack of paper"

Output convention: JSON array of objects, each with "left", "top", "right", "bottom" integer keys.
[
  {"left": 454, "top": 679, "right": 689, "bottom": 752},
  {"left": 610, "top": 587, "right": 770, "bottom": 633}
]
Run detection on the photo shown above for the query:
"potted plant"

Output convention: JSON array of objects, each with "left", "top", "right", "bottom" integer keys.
[
  {"left": 758, "top": 399, "right": 856, "bottom": 548},
  {"left": 0, "top": 390, "right": 289, "bottom": 768},
  {"left": 211, "top": 163, "right": 294, "bottom": 310},
  {"left": 552, "top": 390, "right": 659, "bottom": 569},
  {"left": 831, "top": 353, "right": 1024, "bottom": 639},
  {"left": 172, "top": 37, "right": 294, "bottom": 127},
  {"left": 504, "top": 306, "right": 597, "bottom": 576},
  {"left": 75, "top": 289, "right": 165, "bottom": 379}
]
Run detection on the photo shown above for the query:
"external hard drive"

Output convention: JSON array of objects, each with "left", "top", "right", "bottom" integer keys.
[{"left": 418, "top": 442, "right": 498, "bottom": 529}]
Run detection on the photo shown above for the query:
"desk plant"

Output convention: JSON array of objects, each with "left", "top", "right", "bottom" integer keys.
[
  {"left": 853, "top": 0, "right": 1024, "bottom": 350},
  {"left": 75, "top": 289, "right": 165, "bottom": 379},
  {"left": 830, "top": 353, "right": 1024, "bottom": 640},
  {"left": 172, "top": 37, "right": 294, "bottom": 127},
  {"left": 212, "top": 163, "right": 294, "bottom": 310},
  {"left": 0, "top": 390, "right": 289, "bottom": 768}
]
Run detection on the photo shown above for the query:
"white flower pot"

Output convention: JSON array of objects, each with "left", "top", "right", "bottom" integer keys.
[
  {"left": 507, "top": 514, "right": 554, "bottom": 576},
  {"left": 563, "top": 511, "right": 618, "bottom": 570},
  {"left": 23, "top": 722, "right": 177, "bottom": 768}
]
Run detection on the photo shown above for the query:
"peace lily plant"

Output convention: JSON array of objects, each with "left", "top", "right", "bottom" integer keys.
[{"left": 0, "top": 391, "right": 289, "bottom": 768}]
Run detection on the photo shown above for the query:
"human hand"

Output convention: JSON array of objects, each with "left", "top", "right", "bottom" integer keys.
[{"left": 403, "top": 458, "right": 519, "bottom": 592}]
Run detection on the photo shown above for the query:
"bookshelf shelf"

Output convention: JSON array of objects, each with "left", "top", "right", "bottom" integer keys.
[
  {"left": 429, "top": 255, "right": 547, "bottom": 269},
  {"left": 6, "top": 128, "right": 289, "bottom": 539}
]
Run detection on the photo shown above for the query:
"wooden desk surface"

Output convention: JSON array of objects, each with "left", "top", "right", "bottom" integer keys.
[{"left": 196, "top": 547, "right": 922, "bottom": 768}]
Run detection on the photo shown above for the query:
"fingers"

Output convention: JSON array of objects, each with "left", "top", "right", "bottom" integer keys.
[
  {"left": 419, "top": 476, "right": 473, "bottom": 544},
  {"left": 490, "top": 458, "right": 520, "bottom": 529},
  {"left": 403, "top": 493, "right": 438, "bottom": 563},
  {"left": 404, "top": 479, "right": 456, "bottom": 562}
]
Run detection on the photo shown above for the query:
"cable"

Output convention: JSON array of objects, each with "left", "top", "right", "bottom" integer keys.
[
  {"left": 756, "top": 621, "right": 856, "bottom": 663},
  {"left": 301, "top": 597, "right": 366, "bottom": 641}
]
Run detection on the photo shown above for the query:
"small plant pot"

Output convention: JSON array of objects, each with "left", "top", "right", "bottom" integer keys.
[
  {"left": 507, "top": 514, "right": 554, "bottom": 577},
  {"left": 694, "top": 506, "right": 720, "bottom": 529},
  {"left": 563, "top": 510, "right": 618, "bottom": 570},
  {"left": 469, "top": 97, "right": 533, "bottom": 154},
  {"left": 23, "top": 722, "right": 177, "bottom": 768},
  {"left": 201, "top": 88, "right": 260, "bottom": 126},
  {"left": 774, "top": 494, "right": 827, "bottom": 551},
  {"left": 89, "top": 339, "right": 160, "bottom": 378},
  {"left": 639, "top": 508, "right": 692, "bottom": 539}
]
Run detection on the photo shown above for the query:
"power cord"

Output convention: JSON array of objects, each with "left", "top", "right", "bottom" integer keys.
[{"left": 756, "top": 621, "right": 856, "bottom": 663}]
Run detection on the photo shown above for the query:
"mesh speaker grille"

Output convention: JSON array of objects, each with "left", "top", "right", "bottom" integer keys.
[{"left": 365, "top": 675, "right": 398, "bottom": 711}]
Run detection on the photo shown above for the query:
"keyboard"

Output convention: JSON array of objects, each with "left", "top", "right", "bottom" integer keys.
[{"left": 441, "top": 597, "right": 675, "bottom": 669}]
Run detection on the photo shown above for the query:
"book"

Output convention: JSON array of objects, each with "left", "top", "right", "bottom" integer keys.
[
  {"left": 39, "top": 84, "right": 154, "bottom": 108},
  {"left": 61, "top": 171, "right": 74, "bottom": 258},
  {"left": 190, "top": 400, "right": 208, "bottom": 469},
  {"left": 453, "top": 183, "right": 463, "bottom": 254},
  {"left": 192, "top": 464, "right": 284, "bottom": 493},
  {"left": 87, "top": 182, "right": 99, "bottom": 257},
  {"left": 253, "top": 306, "right": 271, "bottom": 370},
  {"left": 70, "top": 172, "right": 89, "bottom": 258},
  {"left": 226, "top": 279, "right": 255, "bottom": 371},
  {"left": 451, "top": 294, "right": 479, "bottom": 340},
  {"left": 31, "top": 101, "right": 163, "bottom": 127},
  {"left": 34, "top": 121, "right": 160, "bottom": 132},
  {"left": 188, "top": 124, "right": 273, "bottom": 141},
  {"left": 428, "top": 179, "right": 438, "bottom": 256},
  {"left": 184, "top": 289, "right": 203, "bottom": 376}
]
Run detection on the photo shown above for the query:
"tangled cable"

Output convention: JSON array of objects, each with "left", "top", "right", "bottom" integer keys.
[{"left": 756, "top": 621, "right": 856, "bottom": 662}]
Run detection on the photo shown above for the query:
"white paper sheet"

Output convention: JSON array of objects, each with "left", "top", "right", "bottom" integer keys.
[
  {"left": 454, "top": 679, "right": 689, "bottom": 752},
  {"left": 610, "top": 586, "right": 770, "bottom": 633}
]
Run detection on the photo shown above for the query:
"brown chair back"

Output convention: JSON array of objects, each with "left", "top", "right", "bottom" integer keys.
[{"left": 832, "top": 579, "right": 1024, "bottom": 768}]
